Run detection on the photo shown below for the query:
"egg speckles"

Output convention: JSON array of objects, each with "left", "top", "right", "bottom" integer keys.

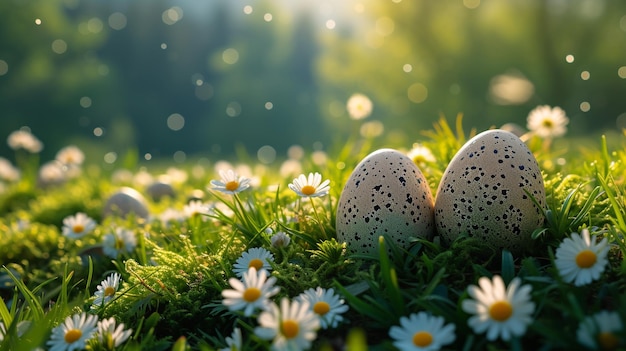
[
  {"left": 434, "top": 129, "right": 546, "bottom": 254},
  {"left": 336, "top": 149, "right": 436, "bottom": 256}
]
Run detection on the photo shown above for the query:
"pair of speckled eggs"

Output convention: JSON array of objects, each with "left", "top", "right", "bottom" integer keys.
[{"left": 336, "top": 129, "right": 546, "bottom": 256}]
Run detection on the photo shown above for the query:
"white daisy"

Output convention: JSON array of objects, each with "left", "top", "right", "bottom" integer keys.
[
  {"left": 526, "top": 105, "right": 569, "bottom": 139},
  {"left": 233, "top": 247, "right": 274, "bottom": 278},
  {"left": 0, "top": 157, "right": 20, "bottom": 182},
  {"left": 39, "top": 161, "right": 67, "bottom": 185},
  {"left": 346, "top": 93, "right": 373, "bottom": 120},
  {"left": 462, "top": 275, "right": 535, "bottom": 341},
  {"left": 297, "top": 287, "right": 349, "bottom": 329},
  {"left": 47, "top": 312, "right": 98, "bottom": 351},
  {"left": 555, "top": 228, "right": 609, "bottom": 286},
  {"left": 270, "top": 231, "right": 291, "bottom": 249},
  {"left": 219, "top": 327, "right": 242, "bottom": 351},
  {"left": 407, "top": 143, "right": 436, "bottom": 165},
  {"left": 56, "top": 145, "right": 85, "bottom": 166},
  {"left": 254, "top": 297, "right": 320, "bottom": 351},
  {"left": 577, "top": 310, "right": 623, "bottom": 350},
  {"left": 62, "top": 212, "right": 97, "bottom": 239},
  {"left": 389, "top": 311, "right": 456, "bottom": 351},
  {"left": 7, "top": 129, "right": 43, "bottom": 153},
  {"left": 95, "top": 317, "right": 133, "bottom": 348},
  {"left": 222, "top": 267, "right": 280, "bottom": 317},
  {"left": 92, "top": 273, "right": 122, "bottom": 309},
  {"left": 102, "top": 227, "right": 137, "bottom": 259},
  {"left": 159, "top": 208, "right": 184, "bottom": 227},
  {"left": 183, "top": 200, "right": 211, "bottom": 220},
  {"left": 210, "top": 169, "right": 251, "bottom": 194},
  {"left": 288, "top": 172, "right": 330, "bottom": 198}
]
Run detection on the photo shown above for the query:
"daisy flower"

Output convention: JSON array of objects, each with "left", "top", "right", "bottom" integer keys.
[
  {"left": 526, "top": 105, "right": 569, "bottom": 139},
  {"left": 233, "top": 247, "right": 274, "bottom": 278},
  {"left": 47, "top": 312, "right": 98, "bottom": 351},
  {"left": 210, "top": 169, "right": 251, "bottom": 194},
  {"left": 555, "top": 228, "right": 609, "bottom": 286},
  {"left": 577, "top": 310, "right": 623, "bottom": 350},
  {"left": 270, "top": 231, "right": 291, "bottom": 249},
  {"left": 102, "top": 227, "right": 138, "bottom": 259},
  {"left": 297, "top": 287, "right": 349, "bottom": 329},
  {"left": 183, "top": 200, "right": 211, "bottom": 220},
  {"left": 92, "top": 273, "right": 122, "bottom": 309},
  {"left": 7, "top": 129, "right": 43, "bottom": 153},
  {"left": 56, "top": 145, "right": 85, "bottom": 166},
  {"left": 0, "top": 157, "right": 20, "bottom": 182},
  {"left": 346, "top": 93, "right": 373, "bottom": 120},
  {"left": 462, "top": 275, "right": 535, "bottom": 341},
  {"left": 389, "top": 311, "right": 456, "bottom": 351},
  {"left": 95, "top": 317, "right": 133, "bottom": 348},
  {"left": 254, "top": 297, "right": 320, "bottom": 351},
  {"left": 219, "top": 327, "right": 242, "bottom": 351},
  {"left": 222, "top": 267, "right": 280, "bottom": 317},
  {"left": 288, "top": 172, "right": 330, "bottom": 198},
  {"left": 407, "top": 143, "right": 436, "bottom": 165},
  {"left": 62, "top": 212, "right": 97, "bottom": 239}
]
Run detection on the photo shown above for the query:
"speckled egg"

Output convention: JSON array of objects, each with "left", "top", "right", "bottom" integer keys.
[
  {"left": 434, "top": 129, "right": 546, "bottom": 254},
  {"left": 336, "top": 149, "right": 436, "bottom": 256}
]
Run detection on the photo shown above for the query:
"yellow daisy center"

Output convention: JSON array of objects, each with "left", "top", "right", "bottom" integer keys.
[
  {"left": 412, "top": 331, "right": 433, "bottom": 347},
  {"left": 281, "top": 319, "right": 299, "bottom": 339},
  {"left": 242, "top": 287, "right": 261, "bottom": 302},
  {"left": 542, "top": 119, "right": 554, "bottom": 128},
  {"left": 576, "top": 250, "right": 597, "bottom": 268},
  {"left": 598, "top": 331, "right": 619, "bottom": 350},
  {"left": 248, "top": 258, "right": 264, "bottom": 270},
  {"left": 104, "top": 286, "right": 116, "bottom": 297},
  {"left": 313, "top": 301, "right": 331, "bottom": 316},
  {"left": 115, "top": 238, "right": 125, "bottom": 250},
  {"left": 64, "top": 329, "right": 82, "bottom": 343},
  {"left": 300, "top": 185, "right": 316, "bottom": 196},
  {"left": 73, "top": 224, "right": 84, "bottom": 233},
  {"left": 225, "top": 180, "right": 239, "bottom": 191},
  {"left": 489, "top": 300, "right": 513, "bottom": 322}
]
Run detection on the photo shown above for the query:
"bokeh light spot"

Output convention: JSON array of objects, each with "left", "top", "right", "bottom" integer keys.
[
  {"left": 35, "top": 18, "right": 42, "bottom": 25},
  {"left": 51, "top": 39, "right": 67, "bottom": 54},
  {"left": 161, "top": 43, "right": 168, "bottom": 50},
  {"left": 108, "top": 12, "right": 127, "bottom": 30},
  {"left": 463, "top": 0, "right": 480, "bottom": 9},
  {"left": 226, "top": 101, "right": 242, "bottom": 117},
  {"left": 403, "top": 64, "right": 412, "bottom": 73},
  {"left": 580, "top": 71, "right": 590, "bottom": 80},
  {"left": 144, "top": 153, "right": 152, "bottom": 161},
  {"left": 80, "top": 96, "right": 92, "bottom": 108},
  {"left": 0, "top": 60, "right": 8, "bottom": 76},
  {"left": 87, "top": 17, "right": 103, "bottom": 33},
  {"left": 618, "top": 66, "right": 626, "bottom": 79},
  {"left": 167, "top": 113, "right": 185, "bottom": 131},
  {"left": 265, "top": 102, "right": 273, "bottom": 110},
  {"left": 257, "top": 145, "right": 276, "bottom": 164},
  {"left": 375, "top": 16, "right": 395, "bottom": 36},
  {"left": 93, "top": 127, "right": 104, "bottom": 137},
  {"left": 173, "top": 151, "right": 186, "bottom": 163},
  {"left": 566, "top": 54, "right": 575, "bottom": 63},
  {"left": 104, "top": 152, "right": 117, "bottom": 164},
  {"left": 580, "top": 101, "right": 590, "bottom": 112},
  {"left": 264, "top": 13, "right": 273, "bottom": 22},
  {"left": 222, "top": 48, "right": 239, "bottom": 64},
  {"left": 243, "top": 5, "right": 253, "bottom": 15},
  {"left": 162, "top": 7, "right": 183, "bottom": 25},
  {"left": 407, "top": 83, "right": 428, "bottom": 103},
  {"left": 326, "top": 19, "right": 336, "bottom": 30}
]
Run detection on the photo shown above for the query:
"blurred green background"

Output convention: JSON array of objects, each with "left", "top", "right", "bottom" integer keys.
[{"left": 1, "top": 0, "right": 625, "bottom": 164}]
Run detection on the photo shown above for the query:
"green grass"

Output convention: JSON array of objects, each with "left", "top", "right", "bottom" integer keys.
[{"left": 1, "top": 118, "right": 625, "bottom": 350}]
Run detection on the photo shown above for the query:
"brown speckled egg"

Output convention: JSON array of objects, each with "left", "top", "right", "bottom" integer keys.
[
  {"left": 336, "top": 149, "right": 436, "bottom": 256},
  {"left": 434, "top": 129, "right": 546, "bottom": 254}
]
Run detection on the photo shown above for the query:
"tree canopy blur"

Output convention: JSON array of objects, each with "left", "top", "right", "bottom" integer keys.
[{"left": 1, "top": 0, "right": 625, "bottom": 164}]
